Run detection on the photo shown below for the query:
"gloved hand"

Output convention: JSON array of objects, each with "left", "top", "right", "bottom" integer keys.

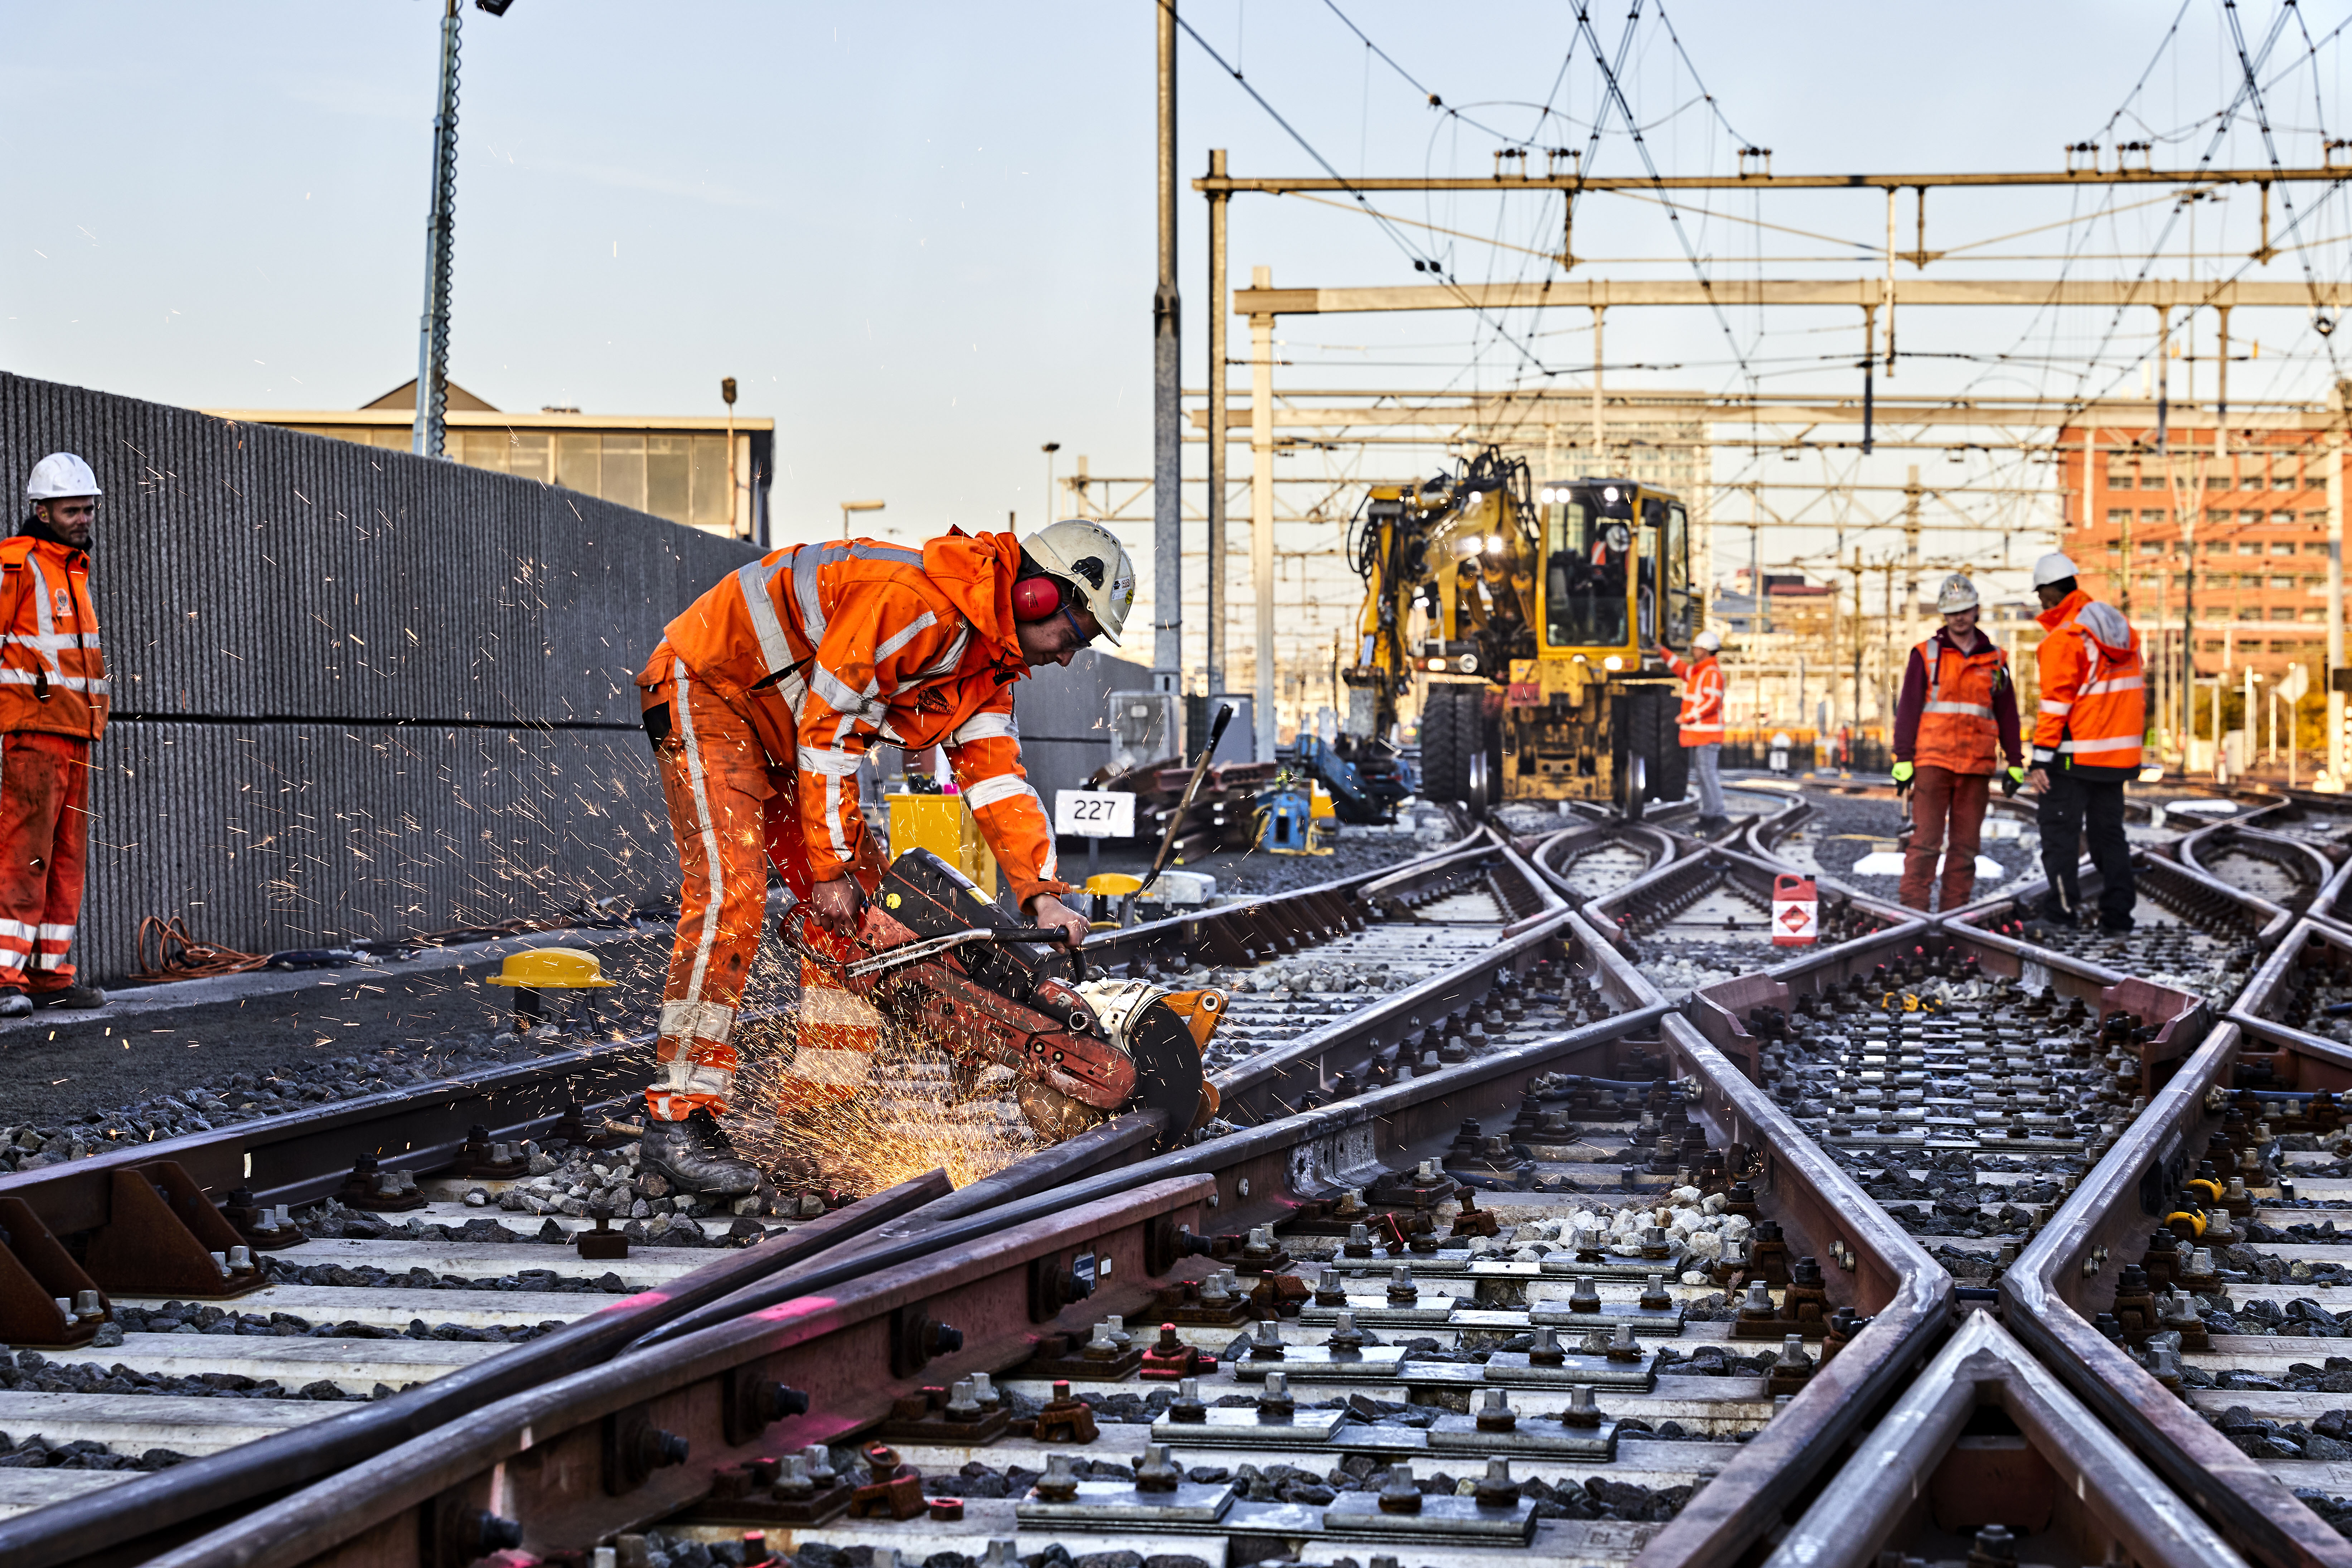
[
  {"left": 2002, "top": 764, "right": 2026, "bottom": 799},
  {"left": 1891, "top": 759, "right": 1914, "bottom": 796}
]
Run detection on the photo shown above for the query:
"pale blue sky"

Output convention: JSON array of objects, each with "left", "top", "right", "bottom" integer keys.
[{"left": 7, "top": 1, "right": 2348, "bottom": 592}]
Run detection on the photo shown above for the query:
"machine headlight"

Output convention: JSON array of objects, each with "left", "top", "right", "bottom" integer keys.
[
  {"left": 1457, "top": 654, "right": 1479, "bottom": 674},
  {"left": 1602, "top": 485, "right": 1620, "bottom": 504},
  {"left": 1539, "top": 487, "right": 1558, "bottom": 504},
  {"left": 1485, "top": 533, "right": 1505, "bottom": 554},
  {"left": 1427, "top": 658, "right": 1446, "bottom": 671},
  {"left": 1604, "top": 655, "right": 1624, "bottom": 671}
]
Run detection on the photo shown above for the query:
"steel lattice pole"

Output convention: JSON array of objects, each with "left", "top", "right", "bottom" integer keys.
[{"left": 412, "top": 1, "right": 461, "bottom": 459}]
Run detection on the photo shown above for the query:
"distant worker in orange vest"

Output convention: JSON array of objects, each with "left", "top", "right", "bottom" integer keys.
[
  {"left": 2027, "top": 551, "right": 2144, "bottom": 931},
  {"left": 1890, "top": 573, "right": 2023, "bottom": 913},
  {"left": 1657, "top": 629, "right": 1728, "bottom": 834},
  {"left": 0, "top": 457, "right": 110, "bottom": 1020},
  {"left": 634, "top": 520, "right": 1129, "bottom": 1195}
]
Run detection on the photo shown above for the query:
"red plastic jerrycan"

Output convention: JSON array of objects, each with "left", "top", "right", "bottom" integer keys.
[{"left": 1771, "top": 873, "right": 1818, "bottom": 947}]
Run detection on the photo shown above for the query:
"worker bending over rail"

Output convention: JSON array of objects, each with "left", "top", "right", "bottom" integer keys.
[
  {"left": 0, "top": 457, "right": 110, "bottom": 1018},
  {"left": 2027, "top": 551, "right": 2144, "bottom": 933},
  {"left": 1658, "top": 630, "right": 1728, "bottom": 834},
  {"left": 633, "top": 520, "right": 1133, "bottom": 1194},
  {"left": 1891, "top": 573, "right": 2023, "bottom": 913}
]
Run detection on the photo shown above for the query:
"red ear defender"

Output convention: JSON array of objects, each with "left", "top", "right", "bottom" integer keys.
[{"left": 1011, "top": 576, "right": 1063, "bottom": 621}]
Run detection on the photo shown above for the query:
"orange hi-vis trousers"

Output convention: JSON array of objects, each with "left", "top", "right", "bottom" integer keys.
[
  {"left": 644, "top": 660, "right": 884, "bottom": 1124},
  {"left": 0, "top": 732, "right": 89, "bottom": 991}
]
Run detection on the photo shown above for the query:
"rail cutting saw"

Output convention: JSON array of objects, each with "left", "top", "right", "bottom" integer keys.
[{"left": 819, "top": 847, "right": 1225, "bottom": 1145}]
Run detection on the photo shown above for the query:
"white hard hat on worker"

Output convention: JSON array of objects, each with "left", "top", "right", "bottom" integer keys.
[
  {"left": 1935, "top": 574, "right": 1979, "bottom": 615},
  {"left": 1693, "top": 630, "right": 1722, "bottom": 653},
  {"left": 25, "top": 454, "right": 100, "bottom": 503},
  {"left": 2032, "top": 552, "right": 2078, "bottom": 589},
  {"left": 1019, "top": 519, "right": 1137, "bottom": 647}
]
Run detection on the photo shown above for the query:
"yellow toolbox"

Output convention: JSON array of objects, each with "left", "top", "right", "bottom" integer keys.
[{"left": 887, "top": 793, "right": 998, "bottom": 899}]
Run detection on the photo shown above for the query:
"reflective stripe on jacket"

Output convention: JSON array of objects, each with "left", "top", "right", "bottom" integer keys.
[
  {"left": 1660, "top": 649, "right": 1725, "bottom": 746},
  {"left": 0, "top": 536, "right": 105, "bottom": 742},
  {"left": 643, "top": 530, "right": 1067, "bottom": 907},
  {"left": 1908, "top": 633, "right": 2010, "bottom": 775},
  {"left": 2032, "top": 589, "right": 2145, "bottom": 774}
]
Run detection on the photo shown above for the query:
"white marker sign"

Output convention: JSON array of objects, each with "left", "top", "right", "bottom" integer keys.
[{"left": 1055, "top": 788, "right": 1135, "bottom": 839}]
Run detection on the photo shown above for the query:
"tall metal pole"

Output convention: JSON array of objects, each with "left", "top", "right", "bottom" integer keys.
[
  {"left": 1251, "top": 267, "right": 1277, "bottom": 762},
  {"left": 1206, "top": 149, "right": 1229, "bottom": 701},
  {"left": 412, "top": 0, "right": 461, "bottom": 459},
  {"left": 1901, "top": 465, "right": 1921, "bottom": 654},
  {"left": 1152, "top": 0, "right": 1182, "bottom": 697},
  {"left": 2329, "top": 427, "right": 2345, "bottom": 785}
]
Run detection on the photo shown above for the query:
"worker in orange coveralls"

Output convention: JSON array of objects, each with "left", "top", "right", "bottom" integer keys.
[
  {"left": 632, "top": 520, "right": 1134, "bottom": 1195},
  {"left": 0, "top": 456, "right": 111, "bottom": 1019}
]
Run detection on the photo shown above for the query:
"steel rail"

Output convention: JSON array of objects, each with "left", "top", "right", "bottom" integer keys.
[
  {"left": 0, "top": 834, "right": 1507, "bottom": 1558},
  {"left": 2179, "top": 822, "right": 2335, "bottom": 915},
  {"left": 631, "top": 905, "right": 1663, "bottom": 1351},
  {"left": 1999, "top": 1011, "right": 2352, "bottom": 1568},
  {"left": 147, "top": 1177, "right": 1228, "bottom": 1568},
  {"left": 1765, "top": 1310, "right": 2251, "bottom": 1568},
  {"left": 158, "top": 912, "right": 1953, "bottom": 1568},
  {"left": 1634, "top": 1010, "right": 1952, "bottom": 1568},
  {"left": 0, "top": 1171, "right": 952, "bottom": 1568}
]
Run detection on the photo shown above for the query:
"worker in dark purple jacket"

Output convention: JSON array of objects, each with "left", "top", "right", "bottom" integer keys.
[{"left": 1890, "top": 574, "right": 2024, "bottom": 913}]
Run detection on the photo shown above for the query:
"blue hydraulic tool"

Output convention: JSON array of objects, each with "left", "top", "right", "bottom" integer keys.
[{"left": 1292, "top": 733, "right": 1415, "bottom": 824}]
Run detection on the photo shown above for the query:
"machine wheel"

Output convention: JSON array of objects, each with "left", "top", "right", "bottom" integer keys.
[
  {"left": 1623, "top": 687, "right": 1687, "bottom": 816},
  {"left": 1419, "top": 683, "right": 1473, "bottom": 805}
]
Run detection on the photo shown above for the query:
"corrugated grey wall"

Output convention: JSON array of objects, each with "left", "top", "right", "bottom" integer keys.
[
  {"left": 1012, "top": 649, "right": 1151, "bottom": 807},
  {"left": 0, "top": 372, "right": 757, "bottom": 981}
]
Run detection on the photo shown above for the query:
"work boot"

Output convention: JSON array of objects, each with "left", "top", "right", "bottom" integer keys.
[
  {"left": 0, "top": 989, "right": 29, "bottom": 1019},
  {"left": 33, "top": 985, "right": 105, "bottom": 1011},
  {"left": 1698, "top": 815, "right": 1733, "bottom": 837},
  {"left": 2099, "top": 914, "right": 2136, "bottom": 936},
  {"left": 638, "top": 1109, "right": 761, "bottom": 1198}
]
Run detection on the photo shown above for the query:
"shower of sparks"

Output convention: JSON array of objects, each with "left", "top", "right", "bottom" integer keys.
[{"left": 724, "top": 999, "right": 1047, "bottom": 1193}]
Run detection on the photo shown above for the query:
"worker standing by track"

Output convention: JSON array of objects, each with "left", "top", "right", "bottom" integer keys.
[
  {"left": 2026, "top": 552, "right": 2144, "bottom": 931},
  {"left": 1890, "top": 574, "right": 2024, "bottom": 913},
  {"left": 0, "top": 457, "right": 110, "bottom": 1018},
  {"left": 1658, "top": 629, "right": 1729, "bottom": 834},
  {"left": 633, "top": 521, "right": 1131, "bottom": 1194}
]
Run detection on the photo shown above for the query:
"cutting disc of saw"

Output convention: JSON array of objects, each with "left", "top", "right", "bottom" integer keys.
[{"left": 1122, "top": 996, "right": 1205, "bottom": 1148}]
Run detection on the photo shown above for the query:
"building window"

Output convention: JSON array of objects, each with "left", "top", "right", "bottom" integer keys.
[
  {"left": 2270, "top": 575, "right": 2295, "bottom": 589},
  {"left": 2106, "top": 508, "right": 2132, "bottom": 526},
  {"left": 2276, "top": 475, "right": 2298, "bottom": 491},
  {"left": 2271, "top": 542, "right": 2298, "bottom": 555},
  {"left": 2306, "top": 510, "right": 2329, "bottom": 527},
  {"left": 2139, "top": 541, "right": 2163, "bottom": 555},
  {"left": 2240, "top": 511, "right": 2264, "bottom": 526},
  {"left": 2305, "top": 609, "right": 2327, "bottom": 622},
  {"left": 2140, "top": 509, "right": 2167, "bottom": 526},
  {"left": 2273, "top": 606, "right": 2298, "bottom": 620},
  {"left": 555, "top": 434, "right": 599, "bottom": 494},
  {"left": 2238, "top": 541, "right": 2261, "bottom": 555},
  {"left": 2306, "top": 542, "right": 2331, "bottom": 555}
]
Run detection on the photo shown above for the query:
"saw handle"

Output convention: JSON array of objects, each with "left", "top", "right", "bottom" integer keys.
[{"left": 1026, "top": 925, "right": 1089, "bottom": 983}]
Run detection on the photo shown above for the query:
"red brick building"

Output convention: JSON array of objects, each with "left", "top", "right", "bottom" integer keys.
[{"left": 2056, "top": 421, "right": 2335, "bottom": 682}]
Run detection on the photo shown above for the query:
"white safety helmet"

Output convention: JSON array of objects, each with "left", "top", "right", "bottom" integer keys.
[
  {"left": 1021, "top": 519, "right": 1137, "bottom": 645},
  {"left": 2031, "top": 551, "right": 2079, "bottom": 589},
  {"left": 1935, "top": 573, "right": 1980, "bottom": 615},
  {"left": 24, "top": 453, "right": 100, "bottom": 502},
  {"left": 1694, "top": 630, "right": 1723, "bottom": 653}
]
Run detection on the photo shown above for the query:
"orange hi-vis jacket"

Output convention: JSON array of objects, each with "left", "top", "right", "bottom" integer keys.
[
  {"left": 642, "top": 529, "right": 1068, "bottom": 908},
  {"left": 1660, "top": 648, "right": 1725, "bottom": 746},
  {"left": 0, "top": 535, "right": 106, "bottom": 742},
  {"left": 2032, "top": 589, "right": 2145, "bottom": 775},
  {"left": 1910, "top": 632, "right": 2011, "bottom": 774}
]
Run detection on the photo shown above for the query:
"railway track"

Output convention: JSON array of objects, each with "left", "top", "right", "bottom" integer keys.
[
  {"left": 24, "top": 774, "right": 2352, "bottom": 1568},
  {"left": 0, "top": 823, "right": 1689, "bottom": 1565}
]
